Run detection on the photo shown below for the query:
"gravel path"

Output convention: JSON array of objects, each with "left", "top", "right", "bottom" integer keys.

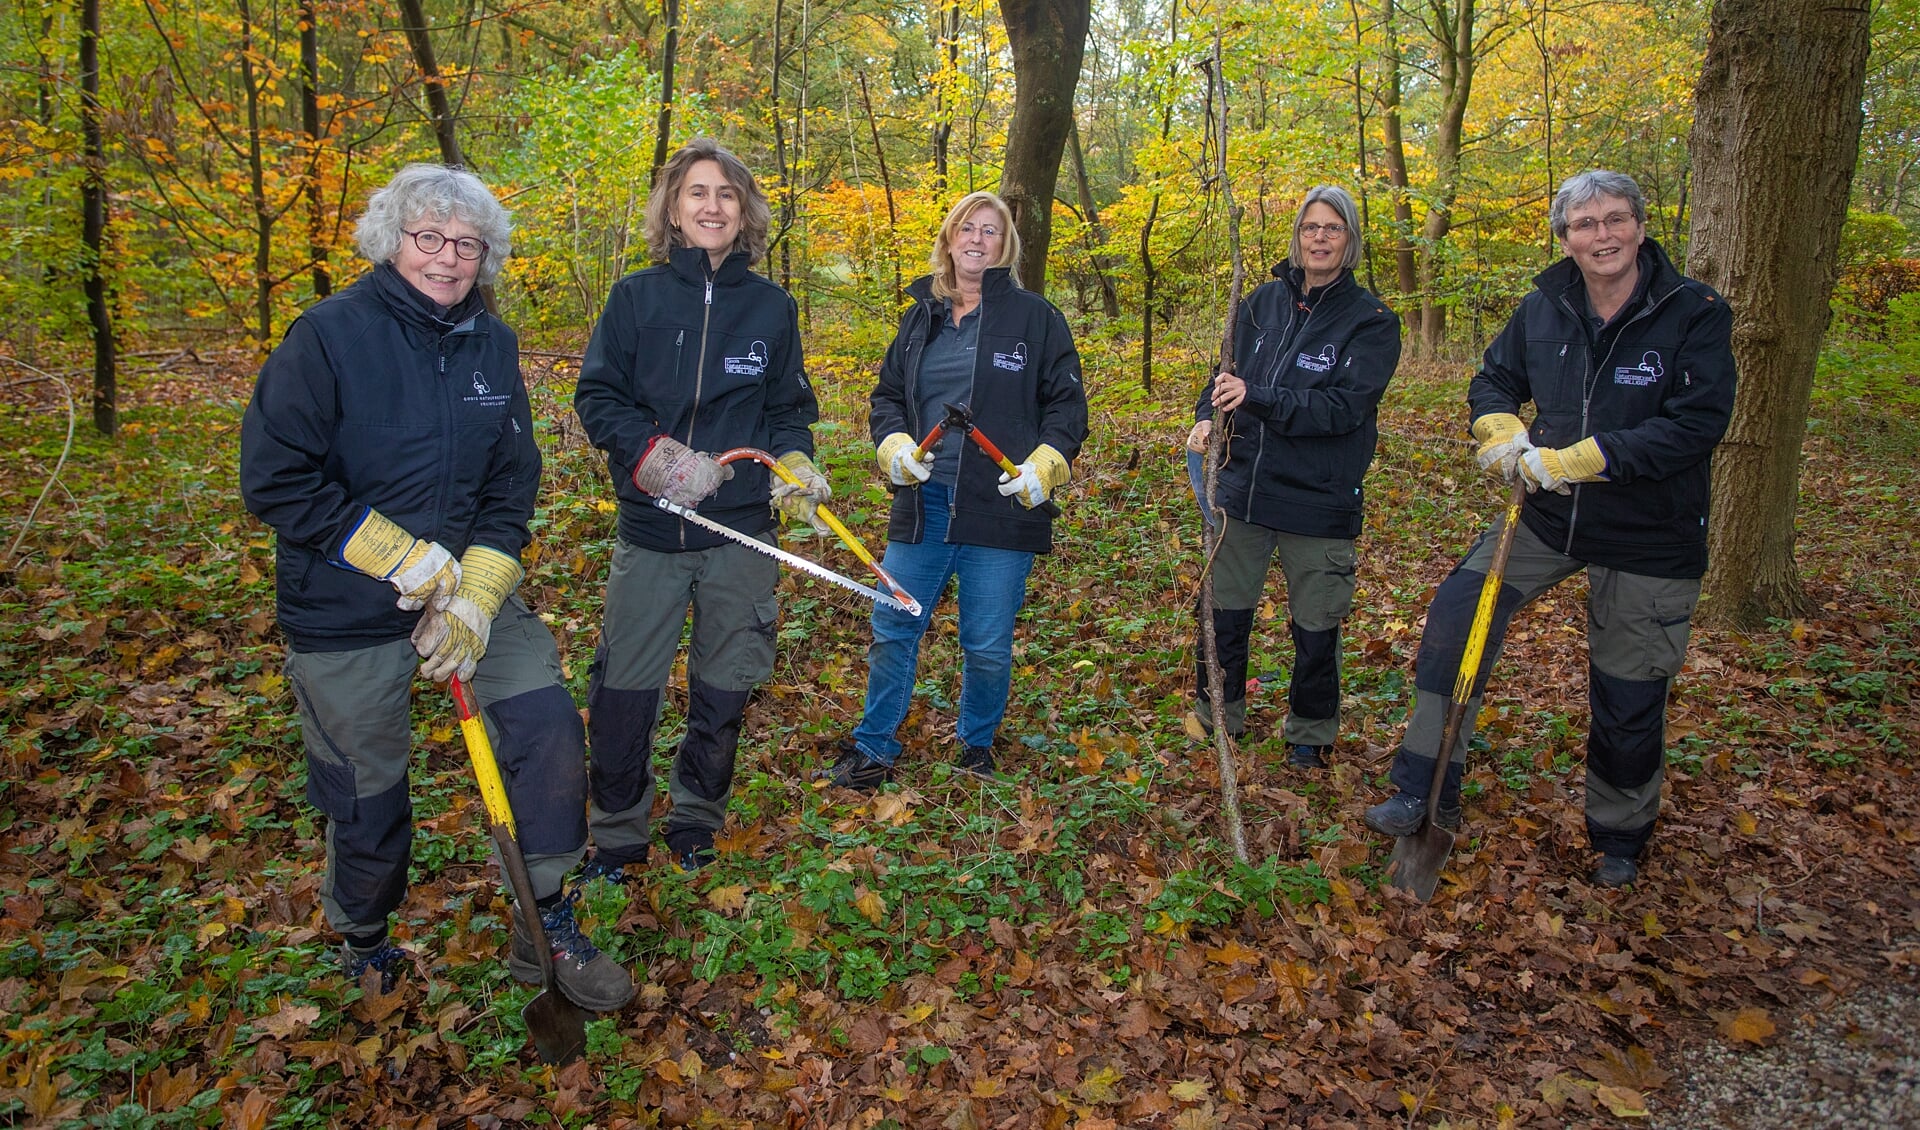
[{"left": 1653, "top": 973, "right": 1920, "bottom": 1128}]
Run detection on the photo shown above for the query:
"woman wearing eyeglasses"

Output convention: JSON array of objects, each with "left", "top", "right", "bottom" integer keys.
[
  {"left": 1183, "top": 185, "right": 1402, "bottom": 770},
  {"left": 573, "top": 138, "right": 820, "bottom": 874},
  {"left": 819, "top": 191, "right": 1088, "bottom": 790},
  {"left": 241, "top": 164, "right": 635, "bottom": 1009}
]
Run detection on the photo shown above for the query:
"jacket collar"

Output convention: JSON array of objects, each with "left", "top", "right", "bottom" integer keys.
[
  {"left": 667, "top": 244, "right": 754, "bottom": 286},
  {"left": 904, "top": 266, "right": 1016, "bottom": 311},
  {"left": 369, "top": 262, "right": 485, "bottom": 334},
  {"left": 1272, "top": 259, "right": 1356, "bottom": 302},
  {"left": 1533, "top": 236, "right": 1681, "bottom": 312}
]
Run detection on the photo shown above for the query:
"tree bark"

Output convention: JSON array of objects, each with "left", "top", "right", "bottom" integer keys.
[
  {"left": 396, "top": 0, "right": 468, "bottom": 168},
  {"left": 300, "top": 0, "right": 331, "bottom": 299},
  {"left": 1688, "top": 0, "right": 1872, "bottom": 627},
  {"left": 239, "top": 0, "right": 273, "bottom": 341},
  {"left": 1414, "top": 0, "right": 1483, "bottom": 354},
  {"left": 80, "top": 0, "right": 115, "bottom": 436},
  {"left": 1067, "top": 121, "right": 1118, "bottom": 317},
  {"left": 1378, "top": 0, "right": 1419, "bottom": 327},
  {"left": 651, "top": 0, "right": 681, "bottom": 187},
  {"left": 997, "top": 0, "right": 1090, "bottom": 295}
]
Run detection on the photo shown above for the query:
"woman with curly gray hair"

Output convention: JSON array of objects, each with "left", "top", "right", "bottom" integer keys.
[
  {"left": 241, "top": 163, "right": 635, "bottom": 1012},
  {"left": 574, "top": 138, "right": 821, "bottom": 874}
]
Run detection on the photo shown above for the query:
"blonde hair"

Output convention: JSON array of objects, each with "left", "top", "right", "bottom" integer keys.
[{"left": 929, "top": 192, "right": 1021, "bottom": 302}]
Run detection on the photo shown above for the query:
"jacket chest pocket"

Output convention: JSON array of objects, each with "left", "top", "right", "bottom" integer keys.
[{"left": 1524, "top": 337, "right": 1582, "bottom": 409}]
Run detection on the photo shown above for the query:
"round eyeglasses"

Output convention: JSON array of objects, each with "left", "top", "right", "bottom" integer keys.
[{"left": 403, "top": 228, "right": 488, "bottom": 261}]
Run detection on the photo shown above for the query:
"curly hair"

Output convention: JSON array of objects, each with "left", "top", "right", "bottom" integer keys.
[{"left": 354, "top": 164, "right": 512, "bottom": 285}]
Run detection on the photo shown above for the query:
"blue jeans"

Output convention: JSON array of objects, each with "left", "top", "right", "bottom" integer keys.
[{"left": 852, "top": 482, "right": 1035, "bottom": 765}]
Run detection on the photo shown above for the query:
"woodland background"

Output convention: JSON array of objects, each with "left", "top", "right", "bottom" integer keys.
[{"left": 2, "top": 0, "right": 1919, "bottom": 1127}]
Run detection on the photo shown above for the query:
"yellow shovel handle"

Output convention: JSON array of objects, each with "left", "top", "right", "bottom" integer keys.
[{"left": 451, "top": 676, "right": 517, "bottom": 838}]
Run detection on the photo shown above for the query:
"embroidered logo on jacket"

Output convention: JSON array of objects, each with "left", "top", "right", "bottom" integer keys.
[
  {"left": 463, "top": 370, "right": 509, "bottom": 406},
  {"left": 1614, "top": 351, "right": 1665, "bottom": 386},
  {"left": 471, "top": 372, "right": 490, "bottom": 396},
  {"left": 724, "top": 341, "right": 769, "bottom": 376},
  {"left": 1294, "top": 344, "right": 1338, "bottom": 373},
  {"left": 992, "top": 342, "right": 1028, "bottom": 372}
]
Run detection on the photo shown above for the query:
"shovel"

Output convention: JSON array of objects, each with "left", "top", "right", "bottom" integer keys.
[
  {"left": 1386, "top": 480, "right": 1527, "bottom": 901},
  {"left": 449, "top": 675, "right": 591, "bottom": 1064}
]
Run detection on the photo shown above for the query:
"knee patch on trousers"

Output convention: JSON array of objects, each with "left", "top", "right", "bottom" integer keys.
[
  {"left": 326, "top": 776, "right": 411, "bottom": 928},
  {"left": 680, "top": 680, "right": 751, "bottom": 803},
  {"left": 1195, "top": 606, "right": 1254, "bottom": 708},
  {"left": 1288, "top": 622, "right": 1340, "bottom": 723},
  {"left": 1413, "top": 571, "right": 1528, "bottom": 698},
  {"left": 486, "top": 684, "right": 588, "bottom": 855},
  {"left": 1588, "top": 664, "right": 1669, "bottom": 790},
  {"left": 587, "top": 662, "right": 662, "bottom": 817}
]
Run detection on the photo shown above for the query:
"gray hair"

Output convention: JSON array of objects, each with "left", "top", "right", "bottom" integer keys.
[
  {"left": 355, "top": 164, "right": 512, "bottom": 286},
  {"left": 1288, "top": 185, "right": 1363, "bottom": 272},
  {"left": 644, "top": 137, "right": 773, "bottom": 264},
  {"left": 1549, "top": 171, "right": 1646, "bottom": 241}
]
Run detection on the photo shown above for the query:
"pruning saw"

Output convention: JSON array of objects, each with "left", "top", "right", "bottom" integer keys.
[{"left": 654, "top": 497, "right": 922, "bottom": 616}]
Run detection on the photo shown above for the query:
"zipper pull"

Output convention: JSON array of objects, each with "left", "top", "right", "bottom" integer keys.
[
  {"left": 705, "top": 278, "right": 714, "bottom": 305},
  {"left": 677, "top": 330, "right": 685, "bottom": 347}
]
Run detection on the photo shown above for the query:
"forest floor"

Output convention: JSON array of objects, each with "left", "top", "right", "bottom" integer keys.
[{"left": 0, "top": 346, "right": 1915, "bottom": 1129}]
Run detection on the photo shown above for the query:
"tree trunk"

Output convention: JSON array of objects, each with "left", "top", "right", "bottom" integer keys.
[
  {"left": 931, "top": 0, "right": 960, "bottom": 194},
  {"left": 1067, "top": 121, "right": 1118, "bottom": 317},
  {"left": 1688, "top": 0, "right": 1872, "bottom": 628},
  {"left": 858, "top": 71, "right": 901, "bottom": 301},
  {"left": 651, "top": 0, "right": 681, "bottom": 187},
  {"left": 1378, "top": 0, "right": 1419, "bottom": 330},
  {"left": 239, "top": 0, "right": 273, "bottom": 341},
  {"left": 80, "top": 0, "right": 115, "bottom": 436},
  {"left": 997, "top": 0, "right": 1090, "bottom": 295},
  {"left": 300, "top": 0, "right": 331, "bottom": 299},
  {"left": 396, "top": 0, "right": 468, "bottom": 168},
  {"left": 1415, "top": 0, "right": 1481, "bottom": 354}
]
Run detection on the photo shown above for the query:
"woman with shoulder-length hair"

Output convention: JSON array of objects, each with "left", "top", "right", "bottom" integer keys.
[
  {"left": 1183, "top": 184, "right": 1403, "bottom": 769},
  {"left": 574, "top": 137, "right": 822, "bottom": 873},
  {"left": 819, "top": 190, "right": 1089, "bottom": 790},
  {"left": 240, "top": 163, "right": 634, "bottom": 1010}
]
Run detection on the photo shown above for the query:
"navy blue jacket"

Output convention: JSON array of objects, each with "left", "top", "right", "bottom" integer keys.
[
  {"left": 1197, "top": 262, "right": 1401, "bottom": 538},
  {"left": 870, "top": 270, "right": 1088, "bottom": 554},
  {"left": 574, "top": 246, "right": 818, "bottom": 551},
  {"left": 240, "top": 264, "right": 539, "bottom": 652},
  {"left": 1470, "top": 238, "right": 1736, "bottom": 578}
]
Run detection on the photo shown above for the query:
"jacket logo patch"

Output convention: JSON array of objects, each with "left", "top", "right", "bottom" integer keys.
[
  {"left": 1615, "top": 351, "right": 1665, "bottom": 386},
  {"left": 471, "top": 372, "right": 490, "bottom": 396},
  {"left": 463, "top": 370, "right": 508, "bottom": 406},
  {"left": 724, "top": 341, "right": 769, "bottom": 376},
  {"left": 992, "top": 342, "right": 1028, "bottom": 372},
  {"left": 1295, "top": 344, "right": 1338, "bottom": 373}
]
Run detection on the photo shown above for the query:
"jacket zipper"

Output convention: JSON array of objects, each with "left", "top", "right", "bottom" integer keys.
[
  {"left": 678, "top": 272, "right": 716, "bottom": 549},
  {"left": 1241, "top": 292, "right": 1319, "bottom": 523},
  {"left": 1554, "top": 282, "right": 1681, "bottom": 552},
  {"left": 951, "top": 294, "right": 983, "bottom": 545}
]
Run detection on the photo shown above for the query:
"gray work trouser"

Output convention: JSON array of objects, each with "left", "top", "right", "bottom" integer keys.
[
  {"left": 1194, "top": 516, "right": 1358, "bottom": 746},
  {"left": 586, "top": 537, "right": 777, "bottom": 865},
  {"left": 1388, "top": 519, "right": 1699, "bottom": 858},
  {"left": 287, "top": 595, "right": 587, "bottom": 937}
]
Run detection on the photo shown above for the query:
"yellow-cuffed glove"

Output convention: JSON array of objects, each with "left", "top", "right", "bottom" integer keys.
[
  {"left": 996, "top": 444, "right": 1070, "bottom": 509},
  {"left": 412, "top": 545, "right": 522, "bottom": 683},
  {"left": 1470, "top": 413, "right": 1534, "bottom": 481},
  {"left": 339, "top": 507, "right": 461, "bottom": 610},
  {"left": 770, "top": 450, "right": 832, "bottom": 528},
  {"left": 877, "top": 431, "right": 933, "bottom": 486},
  {"left": 1519, "top": 437, "right": 1608, "bottom": 496}
]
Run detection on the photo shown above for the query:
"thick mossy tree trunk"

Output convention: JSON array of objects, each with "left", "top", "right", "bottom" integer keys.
[
  {"left": 1687, "top": 0, "right": 1872, "bottom": 628},
  {"left": 997, "top": 0, "right": 1089, "bottom": 296}
]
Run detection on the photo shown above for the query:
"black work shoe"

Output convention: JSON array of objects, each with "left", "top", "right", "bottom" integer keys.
[
  {"left": 1362, "top": 791, "right": 1462, "bottom": 837},
  {"left": 1592, "top": 855, "right": 1639, "bottom": 888},
  {"left": 817, "top": 740, "right": 891, "bottom": 792},
  {"left": 509, "top": 892, "right": 636, "bottom": 1013},
  {"left": 955, "top": 745, "right": 996, "bottom": 778},
  {"left": 664, "top": 828, "right": 716, "bottom": 873},
  {"left": 1288, "top": 743, "right": 1330, "bottom": 770},
  {"left": 580, "top": 849, "right": 645, "bottom": 884},
  {"left": 339, "top": 938, "right": 407, "bottom": 994}
]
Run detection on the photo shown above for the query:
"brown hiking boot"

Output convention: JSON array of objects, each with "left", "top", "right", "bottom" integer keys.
[{"left": 508, "top": 892, "right": 636, "bottom": 1012}]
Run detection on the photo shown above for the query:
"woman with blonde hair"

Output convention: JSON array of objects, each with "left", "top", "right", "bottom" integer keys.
[{"left": 820, "top": 191, "right": 1088, "bottom": 788}]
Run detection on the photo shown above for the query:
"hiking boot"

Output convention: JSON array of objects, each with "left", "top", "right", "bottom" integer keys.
[
  {"left": 1362, "top": 791, "right": 1462, "bottom": 837},
  {"left": 580, "top": 848, "right": 645, "bottom": 884},
  {"left": 509, "top": 892, "right": 636, "bottom": 1013},
  {"left": 817, "top": 739, "right": 891, "bottom": 792},
  {"left": 1592, "top": 854, "right": 1639, "bottom": 888},
  {"left": 664, "top": 827, "right": 716, "bottom": 873},
  {"left": 955, "top": 745, "right": 996, "bottom": 779},
  {"left": 1288, "top": 743, "right": 1330, "bottom": 770},
  {"left": 339, "top": 938, "right": 407, "bottom": 994}
]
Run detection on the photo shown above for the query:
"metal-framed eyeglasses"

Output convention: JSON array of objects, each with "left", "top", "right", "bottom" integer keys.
[
  {"left": 956, "top": 221, "right": 1001, "bottom": 239},
  {"left": 1298, "top": 222, "right": 1349, "bottom": 238},
  {"left": 1565, "top": 212, "right": 1639, "bottom": 238},
  {"left": 402, "top": 228, "right": 489, "bottom": 261}
]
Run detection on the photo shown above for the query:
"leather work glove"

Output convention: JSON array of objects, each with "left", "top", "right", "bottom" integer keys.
[
  {"left": 1470, "top": 413, "right": 1534, "bottom": 481},
  {"left": 413, "top": 545, "right": 522, "bottom": 683},
  {"left": 339, "top": 508, "right": 461, "bottom": 610},
  {"left": 1519, "top": 438, "right": 1608, "bottom": 496},
  {"left": 632, "top": 436, "right": 733, "bottom": 507},
  {"left": 877, "top": 431, "right": 933, "bottom": 486},
  {"left": 996, "top": 444, "right": 1070, "bottom": 509},
  {"left": 1185, "top": 419, "right": 1212, "bottom": 453},
  {"left": 770, "top": 450, "right": 832, "bottom": 529}
]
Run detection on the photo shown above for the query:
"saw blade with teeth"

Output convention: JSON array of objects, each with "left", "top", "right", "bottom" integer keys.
[{"left": 655, "top": 499, "right": 921, "bottom": 615}]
